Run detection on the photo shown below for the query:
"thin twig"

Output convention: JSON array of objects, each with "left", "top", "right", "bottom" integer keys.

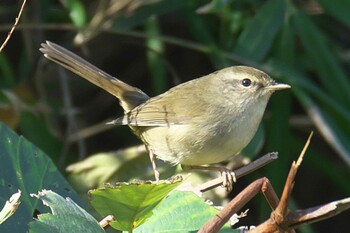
[
  {"left": 296, "top": 131, "right": 313, "bottom": 166},
  {"left": 274, "top": 132, "right": 314, "bottom": 223},
  {"left": 196, "top": 152, "right": 278, "bottom": 192},
  {"left": 0, "top": 0, "right": 27, "bottom": 52}
]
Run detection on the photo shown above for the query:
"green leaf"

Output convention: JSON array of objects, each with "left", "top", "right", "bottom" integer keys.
[
  {"left": 0, "top": 122, "right": 80, "bottom": 232},
  {"left": 267, "top": 60, "right": 350, "bottom": 165},
  {"left": 60, "top": 0, "right": 87, "bottom": 28},
  {"left": 275, "top": 12, "right": 295, "bottom": 65},
  {"left": 196, "top": 0, "right": 229, "bottom": 14},
  {"left": 0, "top": 53, "right": 15, "bottom": 88},
  {"left": 233, "top": 0, "right": 286, "bottom": 61},
  {"left": 28, "top": 190, "right": 104, "bottom": 233},
  {"left": 296, "top": 89, "right": 350, "bottom": 164},
  {"left": 134, "top": 191, "right": 234, "bottom": 233},
  {"left": 317, "top": 0, "right": 350, "bottom": 27},
  {"left": 19, "top": 111, "right": 63, "bottom": 162},
  {"left": 89, "top": 177, "right": 183, "bottom": 231},
  {"left": 185, "top": 4, "right": 227, "bottom": 68},
  {"left": 145, "top": 16, "right": 167, "bottom": 94},
  {"left": 292, "top": 9, "right": 350, "bottom": 102},
  {"left": 112, "top": 0, "right": 186, "bottom": 30}
]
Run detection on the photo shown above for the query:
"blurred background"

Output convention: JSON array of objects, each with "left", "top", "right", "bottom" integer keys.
[{"left": 0, "top": 0, "right": 349, "bottom": 232}]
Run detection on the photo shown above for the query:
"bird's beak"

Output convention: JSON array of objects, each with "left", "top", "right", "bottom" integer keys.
[{"left": 266, "top": 82, "right": 291, "bottom": 91}]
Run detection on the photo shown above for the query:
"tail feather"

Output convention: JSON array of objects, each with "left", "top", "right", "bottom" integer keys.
[{"left": 40, "top": 41, "right": 149, "bottom": 112}]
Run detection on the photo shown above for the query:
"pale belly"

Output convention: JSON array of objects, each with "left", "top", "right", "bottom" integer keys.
[{"left": 139, "top": 115, "right": 260, "bottom": 166}]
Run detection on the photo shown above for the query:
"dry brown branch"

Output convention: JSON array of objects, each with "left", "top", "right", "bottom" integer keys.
[
  {"left": 250, "top": 132, "right": 350, "bottom": 232},
  {"left": 199, "top": 132, "right": 350, "bottom": 232},
  {"left": 287, "top": 197, "right": 350, "bottom": 227},
  {"left": 274, "top": 132, "right": 314, "bottom": 224},
  {"left": 0, "top": 0, "right": 27, "bottom": 52},
  {"left": 198, "top": 177, "right": 279, "bottom": 233},
  {"left": 250, "top": 197, "right": 350, "bottom": 233}
]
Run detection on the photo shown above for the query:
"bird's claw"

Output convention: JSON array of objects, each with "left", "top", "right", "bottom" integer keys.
[{"left": 220, "top": 168, "right": 236, "bottom": 192}]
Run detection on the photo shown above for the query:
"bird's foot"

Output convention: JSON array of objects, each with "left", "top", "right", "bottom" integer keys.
[
  {"left": 219, "top": 167, "right": 236, "bottom": 192},
  {"left": 182, "top": 165, "right": 236, "bottom": 192}
]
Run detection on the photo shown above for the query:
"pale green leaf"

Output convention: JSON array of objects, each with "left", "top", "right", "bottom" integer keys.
[
  {"left": 89, "top": 177, "right": 182, "bottom": 231},
  {"left": 134, "top": 191, "right": 235, "bottom": 233}
]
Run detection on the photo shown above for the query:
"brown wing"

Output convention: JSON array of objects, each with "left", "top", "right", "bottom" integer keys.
[
  {"left": 112, "top": 97, "right": 189, "bottom": 126},
  {"left": 111, "top": 79, "right": 208, "bottom": 126}
]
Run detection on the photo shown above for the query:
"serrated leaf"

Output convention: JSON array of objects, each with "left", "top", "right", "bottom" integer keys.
[
  {"left": 28, "top": 190, "right": 104, "bottom": 233},
  {"left": 0, "top": 123, "right": 80, "bottom": 232},
  {"left": 89, "top": 177, "right": 183, "bottom": 231}
]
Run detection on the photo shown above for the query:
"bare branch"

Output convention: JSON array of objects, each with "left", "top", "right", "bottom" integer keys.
[
  {"left": 199, "top": 178, "right": 278, "bottom": 233},
  {"left": 0, "top": 0, "right": 27, "bottom": 52},
  {"left": 196, "top": 152, "right": 278, "bottom": 192},
  {"left": 274, "top": 132, "right": 313, "bottom": 221},
  {"left": 287, "top": 197, "right": 350, "bottom": 227}
]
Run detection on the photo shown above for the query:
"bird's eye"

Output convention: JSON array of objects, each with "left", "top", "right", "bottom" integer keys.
[{"left": 242, "top": 78, "right": 252, "bottom": 87}]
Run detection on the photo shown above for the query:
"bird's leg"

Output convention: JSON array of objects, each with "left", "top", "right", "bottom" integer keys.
[
  {"left": 182, "top": 165, "right": 236, "bottom": 192},
  {"left": 148, "top": 150, "right": 160, "bottom": 182}
]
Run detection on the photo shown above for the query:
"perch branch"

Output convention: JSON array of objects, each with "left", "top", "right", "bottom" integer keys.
[{"left": 196, "top": 152, "right": 278, "bottom": 192}]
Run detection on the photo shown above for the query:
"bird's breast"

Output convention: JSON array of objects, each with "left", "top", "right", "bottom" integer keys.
[{"left": 138, "top": 96, "right": 270, "bottom": 166}]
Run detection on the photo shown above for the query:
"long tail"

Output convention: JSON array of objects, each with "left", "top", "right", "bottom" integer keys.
[{"left": 40, "top": 41, "right": 149, "bottom": 112}]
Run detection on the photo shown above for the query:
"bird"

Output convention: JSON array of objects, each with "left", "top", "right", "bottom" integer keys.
[{"left": 40, "top": 41, "right": 290, "bottom": 188}]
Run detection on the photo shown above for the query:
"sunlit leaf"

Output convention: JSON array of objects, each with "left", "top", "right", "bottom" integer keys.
[{"left": 89, "top": 177, "right": 182, "bottom": 231}]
